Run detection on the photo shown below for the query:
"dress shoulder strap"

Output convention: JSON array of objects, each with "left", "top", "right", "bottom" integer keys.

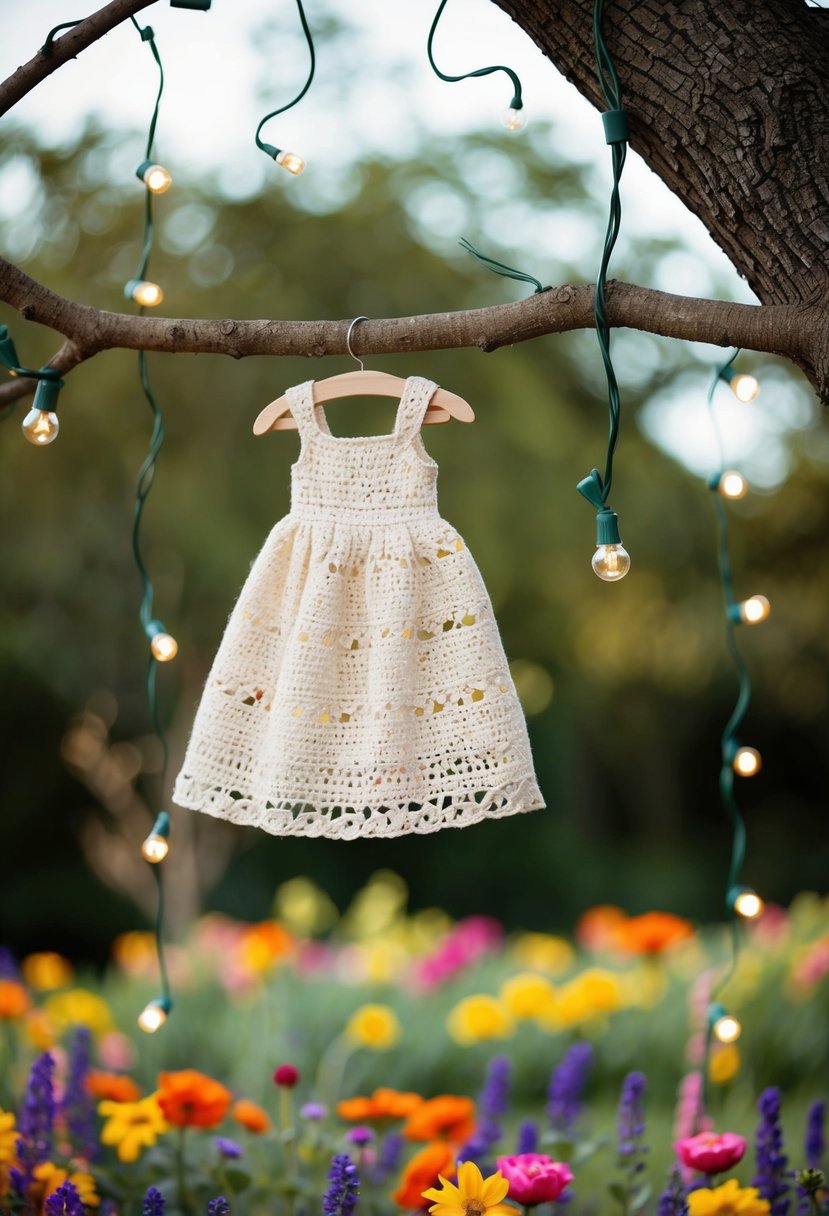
[
  {"left": 393, "top": 376, "right": 439, "bottom": 444},
  {"left": 284, "top": 381, "right": 331, "bottom": 440}
]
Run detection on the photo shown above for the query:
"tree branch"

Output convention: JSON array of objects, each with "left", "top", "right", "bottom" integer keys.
[
  {"left": 0, "top": 0, "right": 157, "bottom": 119},
  {"left": 0, "top": 253, "right": 823, "bottom": 406}
]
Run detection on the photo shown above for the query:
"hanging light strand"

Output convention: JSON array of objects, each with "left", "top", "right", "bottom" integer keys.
[
  {"left": 0, "top": 325, "right": 65, "bottom": 443},
  {"left": 427, "top": 0, "right": 525, "bottom": 128},
  {"left": 457, "top": 238, "right": 550, "bottom": 293},
  {"left": 254, "top": 0, "right": 315, "bottom": 172},
  {"left": 576, "top": 0, "right": 631, "bottom": 581},
  {"left": 700, "top": 349, "right": 766, "bottom": 1113},
  {"left": 128, "top": 15, "right": 174, "bottom": 1030}
]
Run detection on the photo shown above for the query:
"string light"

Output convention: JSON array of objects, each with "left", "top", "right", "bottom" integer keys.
[
  {"left": 576, "top": 0, "right": 630, "bottom": 581},
  {"left": 142, "top": 811, "right": 170, "bottom": 863},
  {"left": 125, "top": 279, "right": 164, "bottom": 307},
  {"left": 730, "top": 886, "right": 764, "bottom": 920},
  {"left": 145, "top": 620, "right": 178, "bottom": 661},
  {"left": 137, "top": 995, "right": 172, "bottom": 1033},
  {"left": 710, "top": 470, "right": 747, "bottom": 500},
  {"left": 427, "top": 0, "right": 526, "bottom": 130},
  {"left": 708, "top": 1002, "right": 742, "bottom": 1044},
  {"left": 730, "top": 595, "right": 771, "bottom": 625},
  {"left": 732, "top": 745, "right": 762, "bottom": 777},
  {"left": 719, "top": 365, "right": 760, "bottom": 403},
  {"left": 255, "top": 0, "right": 314, "bottom": 172},
  {"left": 135, "top": 159, "right": 172, "bottom": 194},
  {"left": 21, "top": 377, "right": 62, "bottom": 446}
]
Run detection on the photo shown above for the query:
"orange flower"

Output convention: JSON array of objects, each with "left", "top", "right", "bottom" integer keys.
[
  {"left": 86, "top": 1071, "right": 142, "bottom": 1103},
  {"left": 393, "top": 1140, "right": 455, "bottom": 1208},
  {"left": 404, "top": 1096, "right": 476, "bottom": 1144},
  {"left": 232, "top": 1099, "right": 271, "bottom": 1133},
  {"left": 575, "top": 905, "right": 628, "bottom": 951},
  {"left": 157, "top": 1070, "right": 232, "bottom": 1128},
  {"left": 237, "top": 921, "right": 294, "bottom": 974},
  {"left": 338, "top": 1088, "right": 424, "bottom": 1123},
  {"left": 614, "top": 912, "right": 694, "bottom": 956},
  {"left": 0, "top": 980, "right": 30, "bottom": 1019}
]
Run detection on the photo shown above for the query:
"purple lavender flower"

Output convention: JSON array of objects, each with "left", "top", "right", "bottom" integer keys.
[
  {"left": 0, "top": 946, "right": 20, "bottom": 978},
  {"left": 548, "top": 1042, "right": 593, "bottom": 1134},
  {"left": 754, "top": 1087, "right": 790, "bottom": 1216},
  {"left": 369, "top": 1133, "right": 404, "bottom": 1185},
  {"left": 323, "top": 1153, "right": 360, "bottom": 1216},
  {"left": 805, "top": 1101, "right": 825, "bottom": 1169},
  {"left": 13, "top": 1051, "right": 56, "bottom": 1192},
  {"left": 207, "top": 1200, "right": 231, "bottom": 1216},
  {"left": 63, "top": 1026, "right": 97, "bottom": 1162},
  {"left": 658, "top": 1166, "right": 689, "bottom": 1216},
  {"left": 45, "top": 1181, "right": 84, "bottom": 1216},
  {"left": 617, "top": 1072, "right": 647, "bottom": 1161},
  {"left": 214, "top": 1136, "right": 244, "bottom": 1159},
  {"left": 143, "top": 1187, "right": 166, "bottom": 1216},
  {"left": 516, "top": 1119, "right": 539, "bottom": 1155},
  {"left": 459, "top": 1056, "right": 511, "bottom": 1166}
]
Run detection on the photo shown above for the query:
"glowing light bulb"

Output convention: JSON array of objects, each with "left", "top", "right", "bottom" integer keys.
[
  {"left": 275, "top": 151, "right": 305, "bottom": 175},
  {"left": 141, "top": 812, "right": 170, "bottom": 863},
  {"left": 720, "top": 366, "right": 760, "bottom": 402},
  {"left": 733, "top": 746, "right": 761, "bottom": 777},
  {"left": 592, "top": 544, "right": 631, "bottom": 581},
  {"left": 137, "top": 996, "right": 172, "bottom": 1033},
  {"left": 733, "top": 889, "right": 764, "bottom": 920},
  {"left": 717, "top": 471, "right": 747, "bottom": 500},
  {"left": 125, "top": 279, "right": 164, "bottom": 307},
  {"left": 150, "top": 632, "right": 178, "bottom": 662},
  {"left": 740, "top": 595, "right": 771, "bottom": 624},
  {"left": 501, "top": 104, "right": 527, "bottom": 131},
  {"left": 22, "top": 405, "right": 59, "bottom": 445},
  {"left": 713, "top": 1013, "right": 742, "bottom": 1043},
  {"left": 136, "top": 160, "right": 172, "bottom": 194}
]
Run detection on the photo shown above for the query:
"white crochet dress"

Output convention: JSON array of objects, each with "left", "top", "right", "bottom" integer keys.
[{"left": 173, "top": 376, "right": 545, "bottom": 839}]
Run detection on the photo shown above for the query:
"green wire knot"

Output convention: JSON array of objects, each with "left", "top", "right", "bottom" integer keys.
[
  {"left": 576, "top": 467, "right": 606, "bottom": 510},
  {"left": 458, "top": 239, "right": 549, "bottom": 293}
]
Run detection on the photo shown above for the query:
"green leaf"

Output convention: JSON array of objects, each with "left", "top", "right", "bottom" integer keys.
[{"left": 225, "top": 1168, "right": 252, "bottom": 1193}]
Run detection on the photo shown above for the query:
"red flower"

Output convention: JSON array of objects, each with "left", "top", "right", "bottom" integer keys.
[
  {"left": 675, "top": 1132, "right": 747, "bottom": 1174},
  {"left": 157, "top": 1070, "right": 232, "bottom": 1128},
  {"left": 496, "top": 1154, "right": 574, "bottom": 1206},
  {"left": 273, "top": 1064, "right": 300, "bottom": 1088}
]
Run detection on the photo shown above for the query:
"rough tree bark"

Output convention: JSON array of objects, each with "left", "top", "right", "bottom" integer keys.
[{"left": 1, "top": 1, "right": 828, "bottom": 402}]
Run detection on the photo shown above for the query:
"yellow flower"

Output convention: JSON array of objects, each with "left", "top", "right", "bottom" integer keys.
[
  {"left": 423, "top": 1159, "right": 513, "bottom": 1216},
  {"left": 32, "top": 1162, "right": 99, "bottom": 1209},
  {"left": 22, "top": 953, "right": 74, "bottom": 991},
  {"left": 447, "top": 995, "right": 514, "bottom": 1045},
  {"left": 499, "top": 972, "right": 557, "bottom": 1020},
  {"left": 512, "top": 932, "right": 574, "bottom": 975},
  {"left": 687, "top": 1178, "right": 770, "bottom": 1216},
  {"left": 544, "top": 968, "right": 624, "bottom": 1028},
  {"left": 99, "top": 1093, "right": 169, "bottom": 1163},
  {"left": 0, "top": 1110, "right": 16, "bottom": 1165},
  {"left": 44, "top": 989, "right": 112, "bottom": 1036},
  {"left": 345, "top": 1004, "right": 401, "bottom": 1050},
  {"left": 708, "top": 1044, "right": 741, "bottom": 1086}
]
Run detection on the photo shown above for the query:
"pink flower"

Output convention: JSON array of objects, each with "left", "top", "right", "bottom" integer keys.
[
  {"left": 273, "top": 1064, "right": 300, "bottom": 1087},
  {"left": 496, "top": 1154, "right": 574, "bottom": 1206},
  {"left": 675, "top": 1131, "right": 747, "bottom": 1174}
]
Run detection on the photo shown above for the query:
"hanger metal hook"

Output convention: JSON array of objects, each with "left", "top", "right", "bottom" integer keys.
[{"left": 345, "top": 316, "right": 369, "bottom": 371}]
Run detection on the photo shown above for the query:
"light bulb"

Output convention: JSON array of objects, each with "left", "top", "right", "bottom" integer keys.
[
  {"left": 740, "top": 595, "right": 771, "bottom": 624},
  {"left": 733, "top": 889, "right": 764, "bottom": 920},
  {"left": 125, "top": 279, "right": 164, "bottom": 307},
  {"left": 501, "top": 104, "right": 527, "bottom": 131},
  {"left": 713, "top": 1013, "right": 742, "bottom": 1043},
  {"left": 717, "top": 471, "right": 747, "bottom": 500},
  {"left": 733, "top": 746, "right": 761, "bottom": 777},
  {"left": 592, "top": 544, "right": 631, "bottom": 581},
  {"left": 142, "top": 834, "right": 169, "bottom": 863},
  {"left": 150, "top": 632, "right": 178, "bottom": 662},
  {"left": 731, "top": 373, "right": 760, "bottom": 403},
  {"left": 22, "top": 406, "right": 59, "bottom": 445},
  {"left": 137, "top": 996, "right": 171, "bottom": 1033},
  {"left": 136, "top": 160, "right": 172, "bottom": 194},
  {"left": 275, "top": 150, "right": 305, "bottom": 175}
]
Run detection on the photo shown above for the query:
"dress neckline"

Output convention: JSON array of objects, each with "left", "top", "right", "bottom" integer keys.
[{"left": 304, "top": 376, "right": 426, "bottom": 443}]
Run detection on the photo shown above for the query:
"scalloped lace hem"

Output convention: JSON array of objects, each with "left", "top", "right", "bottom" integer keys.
[{"left": 172, "top": 775, "right": 545, "bottom": 840}]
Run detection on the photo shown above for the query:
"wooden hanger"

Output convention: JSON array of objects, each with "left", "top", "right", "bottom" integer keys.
[{"left": 252, "top": 317, "right": 475, "bottom": 435}]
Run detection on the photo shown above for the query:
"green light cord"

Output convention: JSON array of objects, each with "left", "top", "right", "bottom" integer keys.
[
  {"left": 427, "top": 0, "right": 523, "bottom": 109},
  {"left": 700, "top": 350, "right": 755, "bottom": 1113},
  {"left": 254, "top": 0, "right": 315, "bottom": 157},
  {"left": 129, "top": 17, "right": 172, "bottom": 1015},
  {"left": 40, "top": 20, "right": 83, "bottom": 56},
  {"left": 590, "top": 0, "right": 627, "bottom": 504},
  {"left": 458, "top": 238, "right": 549, "bottom": 293}
]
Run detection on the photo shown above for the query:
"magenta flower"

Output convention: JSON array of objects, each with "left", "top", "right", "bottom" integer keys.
[
  {"left": 496, "top": 1153, "right": 574, "bottom": 1206},
  {"left": 675, "top": 1131, "right": 747, "bottom": 1174}
]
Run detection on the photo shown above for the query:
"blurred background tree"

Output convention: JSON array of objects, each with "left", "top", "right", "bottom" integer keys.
[{"left": 0, "top": 2, "right": 826, "bottom": 963}]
